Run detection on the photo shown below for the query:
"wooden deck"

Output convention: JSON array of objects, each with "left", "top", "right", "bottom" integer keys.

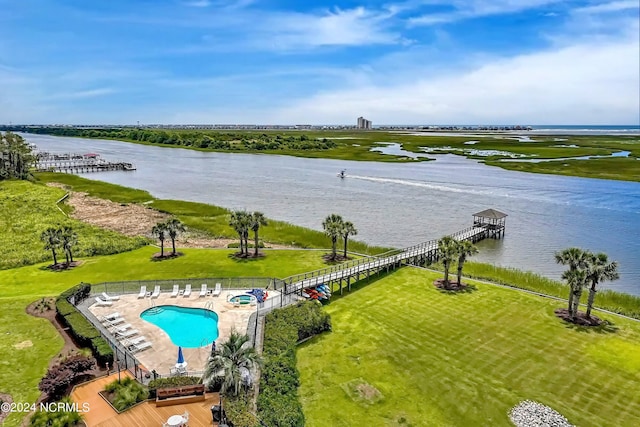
[{"left": 71, "top": 372, "right": 219, "bottom": 427}]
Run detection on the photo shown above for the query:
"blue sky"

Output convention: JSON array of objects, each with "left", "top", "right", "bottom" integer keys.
[{"left": 0, "top": 0, "right": 638, "bottom": 125}]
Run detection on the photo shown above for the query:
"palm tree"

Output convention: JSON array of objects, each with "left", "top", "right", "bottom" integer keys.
[
  {"left": 563, "top": 268, "right": 588, "bottom": 320},
  {"left": 555, "top": 247, "right": 589, "bottom": 314},
  {"left": 40, "top": 227, "right": 61, "bottom": 266},
  {"left": 151, "top": 222, "right": 168, "bottom": 257},
  {"left": 60, "top": 226, "right": 78, "bottom": 264},
  {"left": 341, "top": 221, "right": 358, "bottom": 259},
  {"left": 250, "top": 212, "right": 268, "bottom": 257},
  {"left": 322, "top": 214, "right": 343, "bottom": 260},
  {"left": 165, "top": 218, "right": 186, "bottom": 255},
  {"left": 437, "top": 236, "right": 459, "bottom": 289},
  {"left": 585, "top": 252, "right": 619, "bottom": 319},
  {"left": 229, "top": 211, "right": 251, "bottom": 256},
  {"left": 203, "top": 331, "right": 260, "bottom": 396},
  {"left": 455, "top": 240, "right": 478, "bottom": 286}
]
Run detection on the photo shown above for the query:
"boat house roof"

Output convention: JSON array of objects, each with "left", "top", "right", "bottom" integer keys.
[{"left": 473, "top": 208, "right": 508, "bottom": 219}]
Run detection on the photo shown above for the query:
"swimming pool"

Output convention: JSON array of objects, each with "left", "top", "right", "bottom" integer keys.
[
  {"left": 140, "top": 305, "right": 219, "bottom": 348},
  {"left": 228, "top": 294, "right": 256, "bottom": 305}
]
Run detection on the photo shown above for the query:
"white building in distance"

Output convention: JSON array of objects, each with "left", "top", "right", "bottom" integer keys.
[{"left": 357, "top": 116, "right": 372, "bottom": 130}]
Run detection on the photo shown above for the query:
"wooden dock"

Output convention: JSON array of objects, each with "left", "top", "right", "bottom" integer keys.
[
  {"left": 35, "top": 152, "right": 136, "bottom": 173},
  {"left": 273, "top": 209, "right": 507, "bottom": 301}
]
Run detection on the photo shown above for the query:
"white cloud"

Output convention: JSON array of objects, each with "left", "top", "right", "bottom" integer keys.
[
  {"left": 574, "top": 0, "right": 639, "bottom": 14},
  {"left": 261, "top": 7, "right": 401, "bottom": 48},
  {"left": 268, "top": 36, "right": 640, "bottom": 125}
]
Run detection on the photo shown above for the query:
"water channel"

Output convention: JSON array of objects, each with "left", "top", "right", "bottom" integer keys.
[{"left": 23, "top": 133, "right": 640, "bottom": 296}]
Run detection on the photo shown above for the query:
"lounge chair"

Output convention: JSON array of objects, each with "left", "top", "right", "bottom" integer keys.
[
  {"left": 115, "top": 329, "right": 139, "bottom": 338},
  {"left": 110, "top": 324, "right": 132, "bottom": 334},
  {"left": 212, "top": 283, "right": 222, "bottom": 297},
  {"left": 104, "top": 312, "right": 120, "bottom": 320},
  {"left": 137, "top": 286, "right": 147, "bottom": 299},
  {"left": 171, "top": 284, "right": 179, "bottom": 297},
  {"left": 183, "top": 284, "right": 191, "bottom": 297},
  {"left": 102, "top": 317, "right": 125, "bottom": 326},
  {"left": 101, "top": 292, "right": 120, "bottom": 301},
  {"left": 151, "top": 285, "right": 161, "bottom": 298},
  {"left": 94, "top": 297, "right": 113, "bottom": 307},
  {"left": 199, "top": 284, "right": 207, "bottom": 297},
  {"left": 122, "top": 336, "right": 146, "bottom": 347},
  {"left": 131, "top": 341, "right": 152, "bottom": 353}
]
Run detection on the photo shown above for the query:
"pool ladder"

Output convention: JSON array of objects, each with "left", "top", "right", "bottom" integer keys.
[
  {"left": 204, "top": 301, "right": 213, "bottom": 310},
  {"left": 147, "top": 299, "right": 163, "bottom": 314}
]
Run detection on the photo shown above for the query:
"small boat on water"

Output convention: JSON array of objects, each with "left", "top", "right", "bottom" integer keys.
[{"left": 337, "top": 169, "right": 346, "bottom": 179}]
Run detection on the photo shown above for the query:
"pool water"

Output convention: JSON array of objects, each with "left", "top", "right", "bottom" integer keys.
[
  {"left": 140, "top": 305, "right": 219, "bottom": 348},
  {"left": 230, "top": 295, "right": 254, "bottom": 305}
]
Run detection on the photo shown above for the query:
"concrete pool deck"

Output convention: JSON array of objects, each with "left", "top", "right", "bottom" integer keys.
[{"left": 89, "top": 289, "right": 275, "bottom": 375}]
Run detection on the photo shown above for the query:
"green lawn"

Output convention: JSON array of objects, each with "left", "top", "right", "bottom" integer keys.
[
  {"left": 297, "top": 268, "right": 640, "bottom": 427},
  {"left": 0, "top": 246, "right": 331, "bottom": 299},
  {"left": 0, "top": 297, "right": 63, "bottom": 427}
]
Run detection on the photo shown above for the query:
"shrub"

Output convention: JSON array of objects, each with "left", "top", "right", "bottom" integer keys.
[
  {"left": 62, "top": 313, "right": 100, "bottom": 345},
  {"left": 91, "top": 337, "right": 114, "bottom": 366},
  {"left": 104, "top": 377, "right": 149, "bottom": 412},
  {"left": 56, "top": 284, "right": 114, "bottom": 366},
  {"left": 38, "top": 355, "right": 95, "bottom": 401},
  {"left": 224, "top": 394, "right": 259, "bottom": 427},
  {"left": 257, "top": 301, "right": 330, "bottom": 427},
  {"left": 29, "top": 397, "right": 82, "bottom": 427}
]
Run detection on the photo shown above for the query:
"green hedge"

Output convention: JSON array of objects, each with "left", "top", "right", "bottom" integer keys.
[
  {"left": 91, "top": 337, "right": 114, "bottom": 367},
  {"left": 56, "top": 283, "right": 114, "bottom": 366},
  {"left": 257, "top": 301, "right": 331, "bottom": 427},
  {"left": 63, "top": 312, "right": 101, "bottom": 345}
]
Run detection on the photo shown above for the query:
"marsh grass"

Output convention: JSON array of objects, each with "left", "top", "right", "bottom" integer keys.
[
  {"left": 36, "top": 173, "right": 391, "bottom": 255},
  {"left": 436, "top": 261, "right": 640, "bottom": 320},
  {"left": 0, "top": 181, "right": 147, "bottom": 269},
  {"left": 30, "top": 130, "right": 640, "bottom": 181}
]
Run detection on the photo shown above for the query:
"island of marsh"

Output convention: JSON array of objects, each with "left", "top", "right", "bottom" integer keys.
[{"left": 14, "top": 127, "right": 640, "bottom": 181}]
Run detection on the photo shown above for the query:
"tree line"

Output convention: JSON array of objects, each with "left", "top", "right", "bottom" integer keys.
[
  {"left": 1, "top": 131, "right": 35, "bottom": 180},
  {"left": 12, "top": 127, "right": 337, "bottom": 151}
]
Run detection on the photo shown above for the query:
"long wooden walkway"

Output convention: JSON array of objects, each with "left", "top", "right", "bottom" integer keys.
[{"left": 275, "top": 222, "right": 503, "bottom": 299}]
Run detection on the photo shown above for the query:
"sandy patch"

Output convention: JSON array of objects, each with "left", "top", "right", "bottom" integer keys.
[
  {"left": 13, "top": 340, "right": 33, "bottom": 349},
  {"left": 47, "top": 183, "right": 290, "bottom": 249}
]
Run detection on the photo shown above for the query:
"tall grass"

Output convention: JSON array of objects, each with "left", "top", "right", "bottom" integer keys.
[
  {"left": 450, "top": 261, "right": 640, "bottom": 320},
  {"left": 0, "top": 181, "right": 147, "bottom": 269},
  {"left": 36, "top": 173, "right": 391, "bottom": 255}
]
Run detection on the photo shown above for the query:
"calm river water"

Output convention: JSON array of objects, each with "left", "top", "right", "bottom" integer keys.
[{"left": 23, "top": 134, "right": 640, "bottom": 296}]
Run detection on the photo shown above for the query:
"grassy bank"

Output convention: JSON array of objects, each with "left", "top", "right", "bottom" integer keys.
[
  {"left": 487, "top": 156, "right": 640, "bottom": 182},
  {"left": 21, "top": 128, "right": 640, "bottom": 181},
  {"left": 460, "top": 262, "right": 640, "bottom": 319},
  {"left": 298, "top": 268, "right": 640, "bottom": 426},
  {"left": 0, "top": 180, "right": 147, "bottom": 269},
  {"left": 35, "top": 173, "right": 392, "bottom": 255}
]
